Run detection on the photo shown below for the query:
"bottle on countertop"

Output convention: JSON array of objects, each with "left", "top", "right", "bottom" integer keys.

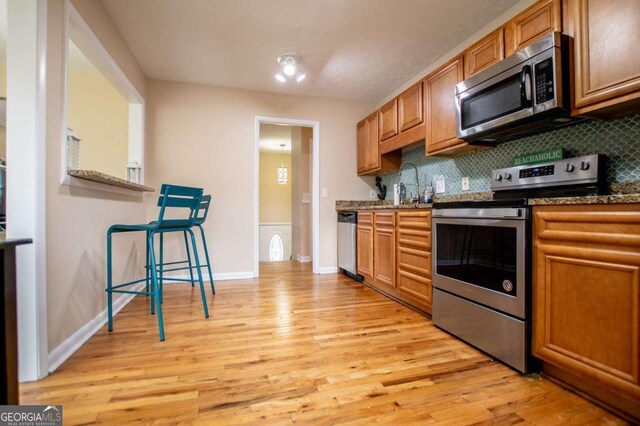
[{"left": 424, "top": 185, "right": 433, "bottom": 204}]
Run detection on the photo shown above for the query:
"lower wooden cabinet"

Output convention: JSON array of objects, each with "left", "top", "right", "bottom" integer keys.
[
  {"left": 397, "top": 211, "right": 433, "bottom": 314},
  {"left": 356, "top": 212, "right": 374, "bottom": 280},
  {"left": 373, "top": 212, "right": 396, "bottom": 288},
  {"left": 533, "top": 204, "right": 640, "bottom": 418},
  {"left": 356, "top": 209, "right": 432, "bottom": 314}
]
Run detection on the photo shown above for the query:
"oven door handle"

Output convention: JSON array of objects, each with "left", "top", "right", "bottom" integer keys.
[
  {"left": 432, "top": 217, "right": 527, "bottom": 227},
  {"left": 520, "top": 65, "right": 533, "bottom": 108}
]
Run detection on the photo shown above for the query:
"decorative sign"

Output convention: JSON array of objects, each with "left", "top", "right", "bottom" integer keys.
[{"left": 513, "top": 148, "right": 564, "bottom": 166}]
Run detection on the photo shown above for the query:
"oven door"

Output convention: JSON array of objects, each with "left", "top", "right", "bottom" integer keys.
[
  {"left": 432, "top": 215, "right": 527, "bottom": 319},
  {"left": 456, "top": 60, "right": 534, "bottom": 140}
]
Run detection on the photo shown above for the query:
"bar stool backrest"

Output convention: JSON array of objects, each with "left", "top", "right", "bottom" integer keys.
[
  {"left": 155, "top": 184, "right": 203, "bottom": 229},
  {"left": 195, "top": 195, "right": 212, "bottom": 225}
]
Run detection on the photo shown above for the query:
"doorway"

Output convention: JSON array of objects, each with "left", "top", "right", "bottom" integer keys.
[{"left": 254, "top": 117, "right": 319, "bottom": 276}]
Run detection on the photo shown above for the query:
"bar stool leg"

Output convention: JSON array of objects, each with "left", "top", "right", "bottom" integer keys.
[
  {"left": 198, "top": 224, "right": 215, "bottom": 294},
  {"left": 148, "top": 232, "right": 165, "bottom": 341},
  {"left": 150, "top": 233, "right": 156, "bottom": 315},
  {"left": 159, "top": 232, "right": 164, "bottom": 304},
  {"left": 107, "top": 231, "right": 114, "bottom": 332},
  {"left": 145, "top": 230, "right": 150, "bottom": 297},
  {"left": 188, "top": 229, "right": 209, "bottom": 318},
  {"left": 183, "top": 231, "right": 195, "bottom": 287}
]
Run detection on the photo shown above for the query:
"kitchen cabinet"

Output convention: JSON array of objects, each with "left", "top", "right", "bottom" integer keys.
[
  {"left": 396, "top": 211, "right": 432, "bottom": 314},
  {"left": 398, "top": 82, "right": 424, "bottom": 132},
  {"left": 379, "top": 99, "right": 398, "bottom": 141},
  {"left": 565, "top": 0, "right": 640, "bottom": 117},
  {"left": 373, "top": 212, "right": 396, "bottom": 288},
  {"left": 505, "top": 0, "right": 562, "bottom": 56},
  {"left": 424, "top": 55, "right": 486, "bottom": 157},
  {"left": 354, "top": 209, "right": 433, "bottom": 314},
  {"left": 356, "top": 212, "right": 374, "bottom": 279},
  {"left": 464, "top": 28, "right": 505, "bottom": 78},
  {"left": 357, "top": 112, "right": 401, "bottom": 176},
  {"left": 533, "top": 204, "right": 640, "bottom": 419},
  {"left": 379, "top": 84, "right": 426, "bottom": 155}
]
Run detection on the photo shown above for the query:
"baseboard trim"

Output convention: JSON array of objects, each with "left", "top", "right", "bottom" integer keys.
[
  {"left": 162, "top": 271, "right": 255, "bottom": 283},
  {"left": 296, "top": 254, "right": 311, "bottom": 263},
  {"left": 47, "top": 283, "right": 144, "bottom": 374},
  {"left": 315, "top": 266, "right": 339, "bottom": 274}
]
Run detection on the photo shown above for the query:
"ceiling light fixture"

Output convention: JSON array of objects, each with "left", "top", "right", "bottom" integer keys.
[{"left": 275, "top": 53, "right": 306, "bottom": 83}]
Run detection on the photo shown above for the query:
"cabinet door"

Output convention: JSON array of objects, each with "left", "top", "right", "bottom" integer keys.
[
  {"left": 373, "top": 212, "right": 396, "bottom": 288},
  {"left": 465, "top": 28, "right": 505, "bottom": 78},
  {"left": 533, "top": 205, "right": 640, "bottom": 404},
  {"left": 398, "top": 82, "right": 424, "bottom": 132},
  {"left": 356, "top": 119, "right": 367, "bottom": 174},
  {"left": 505, "top": 0, "right": 561, "bottom": 56},
  {"left": 356, "top": 221, "right": 374, "bottom": 280},
  {"left": 567, "top": 0, "right": 640, "bottom": 116},
  {"left": 424, "top": 55, "right": 467, "bottom": 155},
  {"left": 378, "top": 99, "right": 398, "bottom": 141},
  {"left": 365, "top": 112, "right": 380, "bottom": 171}
]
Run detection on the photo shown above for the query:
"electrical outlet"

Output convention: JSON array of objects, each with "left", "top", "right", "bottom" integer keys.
[
  {"left": 461, "top": 176, "right": 470, "bottom": 191},
  {"left": 434, "top": 177, "right": 446, "bottom": 194},
  {"left": 369, "top": 189, "right": 377, "bottom": 199}
]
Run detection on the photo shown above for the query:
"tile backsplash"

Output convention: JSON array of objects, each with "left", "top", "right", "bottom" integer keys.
[{"left": 379, "top": 113, "right": 640, "bottom": 199}]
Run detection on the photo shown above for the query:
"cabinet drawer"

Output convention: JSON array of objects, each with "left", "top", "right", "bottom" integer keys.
[
  {"left": 358, "top": 211, "right": 374, "bottom": 226},
  {"left": 397, "top": 211, "right": 431, "bottom": 230},
  {"left": 397, "top": 269, "right": 432, "bottom": 306},
  {"left": 397, "top": 229, "right": 431, "bottom": 251},
  {"left": 397, "top": 245, "right": 431, "bottom": 277},
  {"left": 374, "top": 211, "right": 396, "bottom": 227}
]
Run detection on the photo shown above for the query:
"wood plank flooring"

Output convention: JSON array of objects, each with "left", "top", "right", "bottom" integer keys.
[{"left": 21, "top": 262, "right": 627, "bottom": 424}]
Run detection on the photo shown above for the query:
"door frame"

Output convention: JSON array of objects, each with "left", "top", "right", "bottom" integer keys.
[{"left": 253, "top": 116, "right": 320, "bottom": 276}]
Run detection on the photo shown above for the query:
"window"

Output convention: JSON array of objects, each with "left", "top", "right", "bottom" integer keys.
[{"left": 269, "top": 234, "right": 284, "bottom": 261}]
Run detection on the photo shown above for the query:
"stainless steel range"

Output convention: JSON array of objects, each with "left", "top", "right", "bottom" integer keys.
[{"left": 432, "top": 154, "right": 605, "bottom": 373}]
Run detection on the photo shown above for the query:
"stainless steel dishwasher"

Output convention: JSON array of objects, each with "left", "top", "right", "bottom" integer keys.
[{"left": 337, "top": 211, "right": 362, "bottom": 281}]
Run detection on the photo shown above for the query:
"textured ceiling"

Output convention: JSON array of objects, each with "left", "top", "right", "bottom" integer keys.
[{"left": 101, "top": 0, "right": 519, "bottom": 103}]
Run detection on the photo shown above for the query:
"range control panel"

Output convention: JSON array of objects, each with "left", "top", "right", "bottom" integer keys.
[{"left": 491, "top": 154, "right": 602, "bottom": 192}]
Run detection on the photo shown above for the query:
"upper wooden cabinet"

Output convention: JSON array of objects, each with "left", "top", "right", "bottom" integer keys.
[
  {"left": 505, "top": 0, "right": 562, "bottom": 56},
  {"left": 424, "top": 55, "right": 478, "bottom": 157},
  {"left": 565, "top": 0, "right": 640, "bottom": 117},
  {"left": 465, "top": 28, "right": 505, "bottom": 78},
  {"left": 379, "top": 99, "right": 398, "bottom": 141},
  {"left": 357, "top": 112, "right": 401, "bottom": 176},
  {"left": 398, "top": 82, "right": 424, "bottom": 132},
  {"left": 356, "top": 119, "right": 367, "bottom": 175},
  {"left": 533, "top": 204, "right": 640, "bottom": 418}
]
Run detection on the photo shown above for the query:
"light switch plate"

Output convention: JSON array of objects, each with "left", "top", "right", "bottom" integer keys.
[
  {"left": 461, "top": 176, "right": 470, "bottom": 191},
  {"left": 321, "top": 188, "right": 329, "bottom": 198},
  {"left": 369, "top": 189, "right": 377, "bottom": 199}
]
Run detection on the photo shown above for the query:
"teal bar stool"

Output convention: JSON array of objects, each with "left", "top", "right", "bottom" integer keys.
[
  {"left": 152, "top": 192, "right": 215, "bottom": 295},
  {"left": 106, "top": 184, "right": 209, "bottom": 341}
]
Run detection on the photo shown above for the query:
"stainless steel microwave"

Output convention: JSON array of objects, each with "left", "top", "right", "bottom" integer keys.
[{"left": 455, "top": 32, "right": 580, "bottom": 142}]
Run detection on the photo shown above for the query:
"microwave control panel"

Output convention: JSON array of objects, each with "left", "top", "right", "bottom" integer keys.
[{"left": 535, "top": 58, "right": 555, "bottom": 104}]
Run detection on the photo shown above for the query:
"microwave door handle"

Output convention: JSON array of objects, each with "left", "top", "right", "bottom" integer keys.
[{"left": 520, "top": 65, "right": 533, "bottom": 108}]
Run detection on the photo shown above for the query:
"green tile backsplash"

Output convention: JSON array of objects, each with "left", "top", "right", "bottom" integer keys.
[{"left": 379, "top": 112, "right": 640, "bottom": 198}]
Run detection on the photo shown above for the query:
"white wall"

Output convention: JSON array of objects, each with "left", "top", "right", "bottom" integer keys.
[
  {"left": 145, "top": 80, "right": 375, "bottom": 275},
  {"left": 43, "top": 0, "right": 149, "bottom": 360}
]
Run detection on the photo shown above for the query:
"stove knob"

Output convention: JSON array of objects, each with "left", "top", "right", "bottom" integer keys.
[
  {"left": 494, "top": 173, "right": 502, "bottom": 181},
  {"left": 503, "top": 172, "right": 512, "bottom": 180},
  {"left": 565, "top": 163, "right": 575, "bottom": 172},
  {"left": 580, "top": 161, "right": 590, "bottom": 170}
]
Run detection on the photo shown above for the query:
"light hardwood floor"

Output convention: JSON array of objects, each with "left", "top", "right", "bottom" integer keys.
[{"left": 21, "top": 262, "right": 627, "bottom": 425}]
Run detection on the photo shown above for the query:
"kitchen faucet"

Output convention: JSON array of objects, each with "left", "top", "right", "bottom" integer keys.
[{"left": 398, "top": 161, "right": 419, "bottom": 204}]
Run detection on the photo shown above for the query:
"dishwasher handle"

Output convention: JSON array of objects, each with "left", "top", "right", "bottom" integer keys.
[{"left": 337, "top": 211, "right": 357, "bottom": 224}]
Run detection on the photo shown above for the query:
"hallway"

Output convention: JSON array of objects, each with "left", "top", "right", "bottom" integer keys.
[{"left": 20, "top": 263, "right": 624, "bottom": 424}]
